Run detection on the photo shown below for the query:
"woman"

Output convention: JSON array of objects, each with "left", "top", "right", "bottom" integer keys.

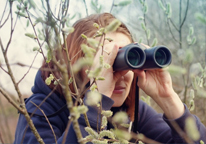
[{"left": 14, "top": 13, "right": 206, "bottom": 143}]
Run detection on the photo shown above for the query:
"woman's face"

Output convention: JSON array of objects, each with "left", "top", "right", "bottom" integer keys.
[{"left": 96, "top": 32, "right": 134, "bottom": 107}]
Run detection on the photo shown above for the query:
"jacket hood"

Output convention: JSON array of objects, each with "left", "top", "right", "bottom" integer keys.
[{"left": 25, "top": 70, "right": 69, "bottom": 118}]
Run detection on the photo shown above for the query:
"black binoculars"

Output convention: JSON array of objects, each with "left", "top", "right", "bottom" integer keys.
[{"left": 113, "top": 43, "right": 172, "bottom": 71}]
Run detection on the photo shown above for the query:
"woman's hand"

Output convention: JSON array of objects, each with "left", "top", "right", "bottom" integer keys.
[
  {"left": 91, "top": 42, "right": 128, "bottom": 98},
  {"left": 133, "top": 68, "right": 174, "bottom": 99},
  {"left": 134, "top": 44, "right": 185, "bottom": 119}
]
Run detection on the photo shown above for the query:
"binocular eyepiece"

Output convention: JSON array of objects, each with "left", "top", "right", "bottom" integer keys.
[{"left": 113, "top": 43, "right": 172, "bottom": 71}]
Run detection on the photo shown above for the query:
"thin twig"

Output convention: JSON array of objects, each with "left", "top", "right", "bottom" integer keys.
[
  {"left": 0, "top": 38, "right": 24, "bottom": 104},
  {"left": 25, "top": 9, "right": 47, "bottom": 62},
  {"left": 83, "top": 0, "right": 89, "bottom": 16},
  {"left": 21, "top": 85, "right": 58, "bottom": 143},
  {"left": 1, "top": 62, "right": 39, "bottom": 69},
  {"left": 57, "top": 0, "right": 63, "bottom": 20},
  {"left": 62, "top": 118, "right": 72, "bottom": 144},
  {"left": 0, "top": 0, "right": 9, "bottom": 27},
  {"left": 0, "top": 65, "right": 8, "bottom": 74},
  {"left": 30, "top": 101, "right": 57, "bottom": 144},
  {"left": 0, "top": 87, "right": 23, "bottom": 114},
  {"left": 17, "top": 51, "right": 39, "bottom": 85},
  {"left": 166, "top": 19, "right": 181, "bottom": 44},
  {"left": 0, "top": 13, "right": 10, "bottom": 29},
  {"left": 180, "top": 0, "right": 190, "bottom": 29},
  {"left": 169, "top": 18, "right": 179, "bottom": 31},
  {"left": 47, "top": 0, "right": 61, "bottom": 21},
  {"left": 168, "top": 120, "right": 193, "bottom": 143},
  {"left": 110, "top": 0, "right": 115, "bottom": 13}
]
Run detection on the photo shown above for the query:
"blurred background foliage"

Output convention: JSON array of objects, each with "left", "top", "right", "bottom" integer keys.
[{"left": 1, "top": 0, "right": 206, "bottom": 143}]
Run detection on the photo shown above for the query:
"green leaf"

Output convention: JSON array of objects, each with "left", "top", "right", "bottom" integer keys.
[
  {"left": 115, "top": 0, "right": 132, "bottom": 6},
  {"left": 138, "top": 37, "right": 143, "bottom": 43},
  {"left": 16, "top": 5, "right": 21, "bottom": 10},
  {"left": 15, "top": 11, "right": 28, "bottom": 18},
  {"left": 85, "top": 127, "right": 99, "bottom": 138},
  {"left": 141, "top": 22, "right": 146, "bottom": 31},
  {"left": 72, "top": 58, "right": 93, "bottom": 73},
  {"left": 26, "top": 19, "right": 29, "bottom": 27},
  {"left": 139, "top": 0, "right": 144, "bottom": 4},
  {"left": 99, "top": 130, "right": 115, "bottom": 139},
  {"left": 113, "top": 111, "right": 128, "bottom": 124},
  {"left": 189, "top": 26, "right": 194, "bottom": 35},
  {"left": 85, "top": 91, "right": 102, "bottom": 106},
  {"left": 146, "top": 29, "right": 150, "bottom": 39},
  {"left": 61, "top": 27, "right": 75, "bottom": 34},
  {"left": 185, "top": 117, "right": 200, "bottom": 141},
  {"left": 28, "top": 0, "right": 36, "bottom": 9},
  {"left": 151, "top": 38, "right": 158, "bottom": 47},
  {"left": 158, "top": 0, "right": 166, "bottom": 11},
  {"left": 191, "top": 37, "right": 196, "bottom": 45},
  {"left": 105, "top": 19, "right": 121, "bottom": 33},
  {"left": 77, "top": 105, "right": 88, "bottom": 114},
  {"left": 101, "top": 110, "right": 113, "bottom": 117},
  {"left": 113, "top": 129, "right": 131, "bottom": 141},
  {"left": 25, "top": 33, "right": 37, "bottom": 39},
  {"left": 45, "top": 74, "right": 54, "bottom": 85},
  {"left": 166, "top": 3, "right": 172, "bottom": 18},
  {"left": 33, "top": 47, "right": 39, "bottom": 51},
  {"left": 168, "top": 65, "right": 187, "bottom": 75},
  {"left": 183, "top": 49, "right": 194, "bottom": 64},
  {"left": 138, "top": 16, "right": 144, "bottom": 20},
  {"left": 46, "top": 49, "right": 52, "bottom": 63},
  {"left": 143, "top": 3, "right": 148, "bottom": 14},
  {"left": 195, "top": 12, "right": 206, "bottom": 25}
]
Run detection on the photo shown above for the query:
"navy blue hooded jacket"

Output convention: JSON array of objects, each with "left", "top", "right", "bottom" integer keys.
[{"left": 14, "top": 70, "right": 206, "bottom": 143}]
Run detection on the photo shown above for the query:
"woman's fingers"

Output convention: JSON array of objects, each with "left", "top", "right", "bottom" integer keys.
[
  {"left": 133, "top": 69, "right": 146, "bottom": 87},
  {"left": 106, "top": 44, "right": 119, "bottom": 66},
  {"left": 140, "top": 43, "right": 150, "bottom": 49}
]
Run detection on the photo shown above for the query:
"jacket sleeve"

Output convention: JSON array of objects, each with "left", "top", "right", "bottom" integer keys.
[
  {"left": 137, "top": 100, "right": 206, "bottom": 143},
  {"left": 57, "top": 93, "right": 114, "bottom": 143}
]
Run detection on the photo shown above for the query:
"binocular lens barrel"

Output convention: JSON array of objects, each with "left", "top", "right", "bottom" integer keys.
[
  {"left": 155, "top": 49, "right": 167, "bottom": 65},
  {"left": 113, "top": 43, "right": 172, "bottom": 71},
  {"left": 128, "top": 49, "right": 140, "bottom": 66},
  {"left": 113, "top": 44, "right": 146, "bottom": 71}
]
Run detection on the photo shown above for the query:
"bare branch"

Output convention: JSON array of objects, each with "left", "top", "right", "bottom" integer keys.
[
  {"left": 83, "top": 0, "right": 89, "bottom": 16},
  {"left": 5, "top": 1, "right": 19, "bottom": 53},
  {"left": 25, "top": 9, "right": 47, "bottom": 62},
  {"left": 166, "top": 19, "right": 181, "bottom": 44},
  {"left": 0, "top": 0, "right": 9, "bottom": 27},
  {"left": 0, "top": 38, "right": 24, "bottom": 104},
  {"left": 0, "top": 87, "right": 23, "bottom": 113},
  {"left": 1, "top": 62, "right": 39, "bottom": 69},
  {"left": 169, "top": 18, "right": 179, "bottom": 31},
  {"left": 180, "top": 0, "right": 190, "bottom": 29},
  {"left": 17, "top": 52, "right": 39, "bottom": 85},
  {"left": 21, "top": 85, "right": 58, "bottom": 142},
  {"left": 62, "top": 118, "right": 72, "bottom": 144},
  {"left": 0, "top": 65, "right": 9, "bottom": 74},
  {"left": 110, "top": 0, "right": 115, "bottom": 13},
  {"left": 30, "top": 101, "right": 57, "bottom": 144}
]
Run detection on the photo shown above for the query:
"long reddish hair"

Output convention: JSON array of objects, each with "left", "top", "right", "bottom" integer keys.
[{"left": 41, "top": 13, "right": 137, "bottom": 121}]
